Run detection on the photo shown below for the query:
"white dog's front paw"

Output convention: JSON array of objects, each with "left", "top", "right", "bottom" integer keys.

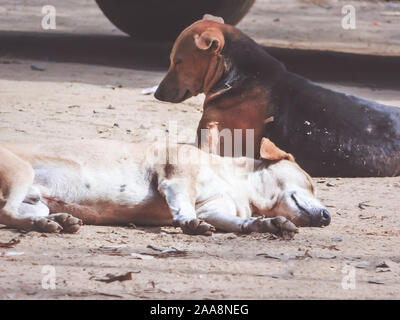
[
  {"left": 270, "top": 216, "right": 298, "bottom": 238},
  {"left": 175, "top": 218, "right": 215, "bottom": 236},
  {"left": 242, "top": 216, "right": 298, "bottom": 238}
]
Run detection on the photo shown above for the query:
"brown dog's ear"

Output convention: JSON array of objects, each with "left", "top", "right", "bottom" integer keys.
[
  {"left": 194, "top": 28, "right": 225, "bottom": 52},
  {"left": 202, "top": 14, "right": 224, "bottom": 24},
  {"left": 259, "top": 138, "right": 295, "bottom": 162}
]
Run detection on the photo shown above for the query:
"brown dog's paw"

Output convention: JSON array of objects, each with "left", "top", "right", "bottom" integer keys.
[
  {"left": 33, "top": 217, "right": 63, "bottom": 233},
  {"left": 180, "top": 219, "right": 216, "bottom": 236},
  {"left": 48, "top": 213, "right": 82, "bottom": 233}
]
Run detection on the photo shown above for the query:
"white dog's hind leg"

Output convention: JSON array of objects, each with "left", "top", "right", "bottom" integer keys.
[
  {"left": 17, "top": 200, "right": 81, "bottom": 233},
  {"left": 0, "top": 147, "right": 76, "bottom": 233},
  {"left": 18, "top": 201, "right": 50, "bottom": 217},
  {"left": 46, "top": 213, "right": 82, "bottom": 233}
]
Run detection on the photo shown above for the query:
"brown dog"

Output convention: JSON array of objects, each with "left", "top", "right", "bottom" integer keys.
[
  {"left": 155, "top": 15, "right": 269, "bottom": 159},
  {"left": 155, "top": 15, "right": 400, "bottom": 177}
]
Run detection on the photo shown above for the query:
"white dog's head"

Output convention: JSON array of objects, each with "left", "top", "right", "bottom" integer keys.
[{"left": 253, "top": 138, "right": 331, "bottom": 227}]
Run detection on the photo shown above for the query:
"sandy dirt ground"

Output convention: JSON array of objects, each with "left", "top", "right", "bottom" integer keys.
[
  {"left": 241, "top": 0, "right": 400, "bottom": 55},
  {"left": 0, "top": 0, "right": 399, "bottom": 300}
]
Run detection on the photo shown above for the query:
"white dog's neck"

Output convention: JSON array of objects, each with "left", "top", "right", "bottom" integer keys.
[
  {"left": 247, "top": 164, "right": 281, "bottom": 214},
  {"left": 215, "top": 157, "right": 280, "bottom": 215}
]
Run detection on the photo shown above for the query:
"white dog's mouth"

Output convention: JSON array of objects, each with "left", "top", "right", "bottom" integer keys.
[{"left": 291, "top": 192, "right": 331, "bottom": 227}]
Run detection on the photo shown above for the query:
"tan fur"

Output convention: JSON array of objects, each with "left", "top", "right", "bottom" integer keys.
[{"left": 0, "top": 139, "right": 328, "bottom": 235}]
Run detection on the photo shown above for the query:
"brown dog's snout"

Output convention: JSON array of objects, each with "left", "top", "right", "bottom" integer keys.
[
  {"left": 154, "top": 84, "right": 167, "bottom": 101},
  {"left": 154, "top": 75, "right": 173, "bottom": 102},
  {"left": 155, "top": 72, "right": 188, "bottom": 103},
  {"left": 155, "top": 79, "right": 191, "bottom": 103}
]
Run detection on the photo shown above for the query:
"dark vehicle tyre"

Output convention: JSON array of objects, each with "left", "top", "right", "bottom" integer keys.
[{"left": 95, "top": 0, "right": 255, "bottom": 41}]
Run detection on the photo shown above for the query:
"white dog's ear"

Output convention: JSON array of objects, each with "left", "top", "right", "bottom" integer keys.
[
  {"left": 202, "top": 14, "right": 224, "bottom": 24},
  {"left": 259, "top": 138, "right": 295, "bottom": 162}
]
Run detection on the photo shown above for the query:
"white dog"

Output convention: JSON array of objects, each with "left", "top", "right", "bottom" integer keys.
[{"left": 0, "top": 138, "right": 330, "bottom": 236}]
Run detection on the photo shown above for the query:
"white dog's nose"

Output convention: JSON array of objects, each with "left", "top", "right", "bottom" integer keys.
[{"left": 320, "top": 209, "right": 331, "bottom": 226}]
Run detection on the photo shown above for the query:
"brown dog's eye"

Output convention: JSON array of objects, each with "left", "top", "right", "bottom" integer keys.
[{"left": 173, "top": 59, "right": 182, "bottom": 66}]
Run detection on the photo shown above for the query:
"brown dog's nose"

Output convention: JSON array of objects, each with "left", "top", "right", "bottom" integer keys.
[{"left": 154, "top": 86, "right": 165, "bottom": 101}]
